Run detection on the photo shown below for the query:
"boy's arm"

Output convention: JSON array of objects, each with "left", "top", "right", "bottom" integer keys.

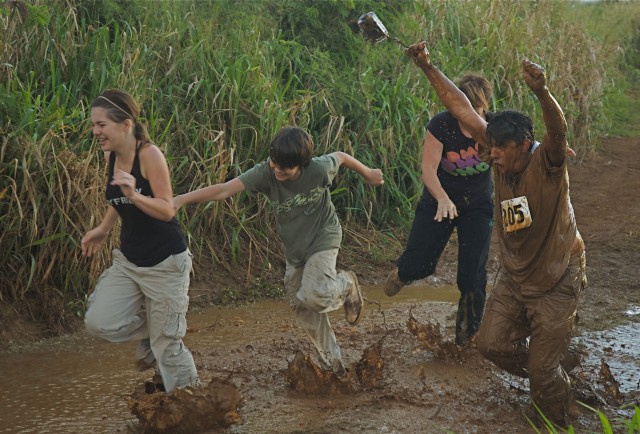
[
  {"left": 334, "top": 152, "right": 384, "bottom": 186},
  {"left": 406, "top": 41, "right": 489, "bottom": 148},
  {"left": 522, "top": 59, "right": 568, "bottom": 167},
  {"left": 173, "top": 177, "right": 246, "bottom": 211}
]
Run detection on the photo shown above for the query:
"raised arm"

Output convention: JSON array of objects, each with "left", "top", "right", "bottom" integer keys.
[
  {"left": 522, "top": 59, "right": 568, "bottom": 166},
  {"left": 334, "top": 152, "right": 384, "bottom": 186},
  {"left": 406, "top": 42, "right": 489, "bottom": 148},
  {"left": 173, "top": 177, "right": 246, "bottom": 211}
]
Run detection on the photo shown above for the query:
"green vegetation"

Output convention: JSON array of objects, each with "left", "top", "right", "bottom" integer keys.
[
  {"left": 1, "top": 0, "right": 639, "bottom": 335},
  {"left": 527, "top": 402, "right": 640, "bottom": 434}
]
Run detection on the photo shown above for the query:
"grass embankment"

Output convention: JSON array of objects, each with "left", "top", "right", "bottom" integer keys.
[{"left": 0, "top": 0, "right": 638, "bottom": 336}]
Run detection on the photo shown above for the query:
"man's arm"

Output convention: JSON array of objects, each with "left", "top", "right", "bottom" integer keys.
[
  {"left": 522, "top": 59, "right": 568, "bottom": 166},
  {"left": 406, "top": 42, "right": 489, "bottom": 148}
]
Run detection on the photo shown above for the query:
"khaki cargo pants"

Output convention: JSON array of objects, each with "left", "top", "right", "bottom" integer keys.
[
  {"left": 84, "top": 249, "right": 199, "bottom": 392},
  {"left": 477, "top": 252, "right": 587, "bottom": 424},
  {"left": 284, "top": 248, "right": 355, "bottom": 373}
]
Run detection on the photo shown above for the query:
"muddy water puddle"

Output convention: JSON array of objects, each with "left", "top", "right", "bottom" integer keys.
[{"left": 1, "top": 288, "right": 638, "bottom": 433}]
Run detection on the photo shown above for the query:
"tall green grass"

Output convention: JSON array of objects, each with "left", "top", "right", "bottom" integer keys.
[{"left": 0, "top": 0, "right": 638, "bottom": 334}]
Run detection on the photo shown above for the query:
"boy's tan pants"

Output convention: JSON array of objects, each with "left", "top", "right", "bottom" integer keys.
[{"left": 285, "top": 248, "right": 355, "bottom": 372}]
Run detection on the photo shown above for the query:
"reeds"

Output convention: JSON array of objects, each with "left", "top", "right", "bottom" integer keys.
[{"left": 0, "top": 0, "right": 637, "bottom": 331}]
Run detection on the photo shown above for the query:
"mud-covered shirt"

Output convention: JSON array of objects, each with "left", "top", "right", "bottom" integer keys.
[
  {"left": 493, "top": 145, "right": 581, "bottom": 293},
  {"left": 106, "top": 150, "right": 187, "bottom": 267},
  {"left": 238, "top": 154, "right": 342, "bottom": 267},
  {"left": 427, "top": 111, "right": 492, "bottom": 208}
]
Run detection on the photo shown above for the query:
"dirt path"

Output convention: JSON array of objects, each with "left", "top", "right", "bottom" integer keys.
[{"left": 175, "top": 136, "right": 640, "bottom": 433}]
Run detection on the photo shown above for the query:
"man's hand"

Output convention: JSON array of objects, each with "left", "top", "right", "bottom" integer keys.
[
  {"left": 406, "top": 41, "right": 432, "bottom": 69},
  {"left": 522, "top": 59, "right": 547, "bottom": 92}
]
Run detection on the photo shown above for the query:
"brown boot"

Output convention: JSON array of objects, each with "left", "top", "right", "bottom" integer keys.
[
  {"left": 344, "top": 271, "right": 364, "bottom": 325},
  {"left": 383, "top": 268, "right": 406, "bottom": 297}
]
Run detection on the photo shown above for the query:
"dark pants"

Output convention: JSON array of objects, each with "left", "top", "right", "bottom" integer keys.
[{"left": 397, "top": 191, "right": 493, "bottom": 344}]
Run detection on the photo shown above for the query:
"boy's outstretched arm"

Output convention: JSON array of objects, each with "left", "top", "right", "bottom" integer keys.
[
  {"left": 406, "top": 41, "right": 489, "bottom": 148},
  {"left": 334, "top": 151, "right": 384, "bottom": 186},
  {"left": 173, "top": 177, "right": 246, "bottom": 211},
  {"left": 522, "top": 59, "right": 568, "bottom": 166}
]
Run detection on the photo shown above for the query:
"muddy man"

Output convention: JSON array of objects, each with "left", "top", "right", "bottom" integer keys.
[{"left": 406, "top": 41, "right": 587, "bottom": 426}]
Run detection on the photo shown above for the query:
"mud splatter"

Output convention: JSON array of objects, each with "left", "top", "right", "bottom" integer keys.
[
  {"left": 406, "top": 311, "right": 464, "bottom": 359},
  {"left": 285, "top": 341, "right": 386, "bottom": 395},
  {"left": 128, "top": 377, "right": 242, "bottom": 433},
  {"left": 354, "top": 341, "right": 385, "bottom": 389},
  {"left": 598, "top": 360, "right": 624, "bottom": 405}
]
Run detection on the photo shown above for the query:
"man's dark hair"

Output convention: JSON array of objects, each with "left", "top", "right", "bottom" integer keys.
[
  {"left": 269, "top": 126, "right": 314, "bottom": 168},
  {"left": 486, "top": 110, "right": 535, "bottom": 148}
]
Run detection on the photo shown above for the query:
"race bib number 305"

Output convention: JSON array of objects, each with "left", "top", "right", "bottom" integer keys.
[{"left": 500, "top": 196, "right": 532, "bottom": 233}]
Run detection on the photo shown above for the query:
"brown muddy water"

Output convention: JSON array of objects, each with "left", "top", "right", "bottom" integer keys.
[{"left": 1, "top": 284, "right": 638, "bottom": 434}]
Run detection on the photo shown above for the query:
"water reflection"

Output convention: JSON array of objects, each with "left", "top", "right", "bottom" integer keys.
[{"left": 578, "top": 323, "right": 640, "bottom": 394}]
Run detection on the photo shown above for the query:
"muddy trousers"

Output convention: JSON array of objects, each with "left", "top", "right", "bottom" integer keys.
[
  {"left": 84, "top": 249, "right": 199, "bottom": 393},
  {"left": 476, "top": 252, "right": 586, "bottom": 425},
  {"left": 397, "top": 193, "right": 493, "bottom": 345},
  {"left": 284, "top": 249, "right": 355, "bottom": 372}
]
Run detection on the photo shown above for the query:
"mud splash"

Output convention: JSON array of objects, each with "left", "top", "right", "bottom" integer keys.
[
  {"left": 285, "top": 341, "right": 385, "bottom": 394},
  {"left": 128, "top": 377, "right": 242, "bottom": 433}
]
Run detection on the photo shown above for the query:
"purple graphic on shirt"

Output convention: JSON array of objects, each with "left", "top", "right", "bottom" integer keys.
[{"left": 441, "top": 144, "right": 490, "bottom": 176}]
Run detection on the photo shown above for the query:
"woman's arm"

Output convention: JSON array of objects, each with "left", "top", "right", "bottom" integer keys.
[
  {"left": 422, "top": 131, "right": 457, "bottom": 221},
  {"left": 81, "top": 206, "right": 119, "bottom": 257},
  {"left": 112, "top": 144, "right": 176, "bottom": 221}
]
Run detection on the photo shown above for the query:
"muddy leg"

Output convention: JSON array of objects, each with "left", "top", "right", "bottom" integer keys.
[
  {"left": 285, "top": 250, "right": 349, "bottom": 374},
  {"left": 476, "top": 276, "right": 529, "bottom": 377}
]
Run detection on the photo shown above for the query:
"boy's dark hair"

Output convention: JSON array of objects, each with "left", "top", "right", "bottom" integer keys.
[
  {"left": 486, "top": 110, "right": 535, "bottom": 148},
  {"left": 269, "top": 126, "right": 313, "bottom": 168}
]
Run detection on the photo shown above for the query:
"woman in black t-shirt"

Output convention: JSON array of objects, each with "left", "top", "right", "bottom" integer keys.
[{"left": 384, "top": 75, "right": 494, "bottom": 346}]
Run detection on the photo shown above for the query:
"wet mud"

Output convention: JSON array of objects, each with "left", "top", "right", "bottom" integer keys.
[
  {"left": 1, "top": 137, "right": 639, "bottom": 434},
  {"left": 128, "top": 378, "right": 242, "bottom": 433}
]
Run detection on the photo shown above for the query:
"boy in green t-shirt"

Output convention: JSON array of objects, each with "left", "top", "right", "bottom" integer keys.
[{"left": 174, "top": 126, "right": 384, "bottom": 375}]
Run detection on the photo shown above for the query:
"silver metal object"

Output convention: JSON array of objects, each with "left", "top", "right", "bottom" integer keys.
[{"left": 357, "top": 12, "right": 408, "bottom": 48}]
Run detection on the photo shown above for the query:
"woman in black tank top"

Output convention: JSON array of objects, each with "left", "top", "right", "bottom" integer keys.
[{"left": 82, "top": 89, "right": 199, "bottom": 393}]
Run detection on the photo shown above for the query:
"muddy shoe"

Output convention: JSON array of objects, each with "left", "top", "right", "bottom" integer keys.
[
  {"left": 344, "top": 271, "right": 364, "bottom": 326},
  {"left": 332, "top": 360, "right": 347, "bottom": 379},
  {"left": 383, "top": 268, "right": 406, "bottom": 297},
  {"left": 134, "top": 338, "right": 156, "bottom": 372},
  {"left": 144, "top": 371, "right": 165, "bottom": 394}
]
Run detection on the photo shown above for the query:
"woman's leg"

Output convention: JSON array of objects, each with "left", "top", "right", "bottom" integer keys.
[
  {"left": 84, "top": 249, "right": 148, "bottom": 343},
  {"left": 137, "top": 250, "right": 199, "bottom": 392},
  {"left": 397, "top": 193, "right": 454, "bottom": 283},
  {"left": 454, "top": 201, "right": 493, "bottom": 345}
]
